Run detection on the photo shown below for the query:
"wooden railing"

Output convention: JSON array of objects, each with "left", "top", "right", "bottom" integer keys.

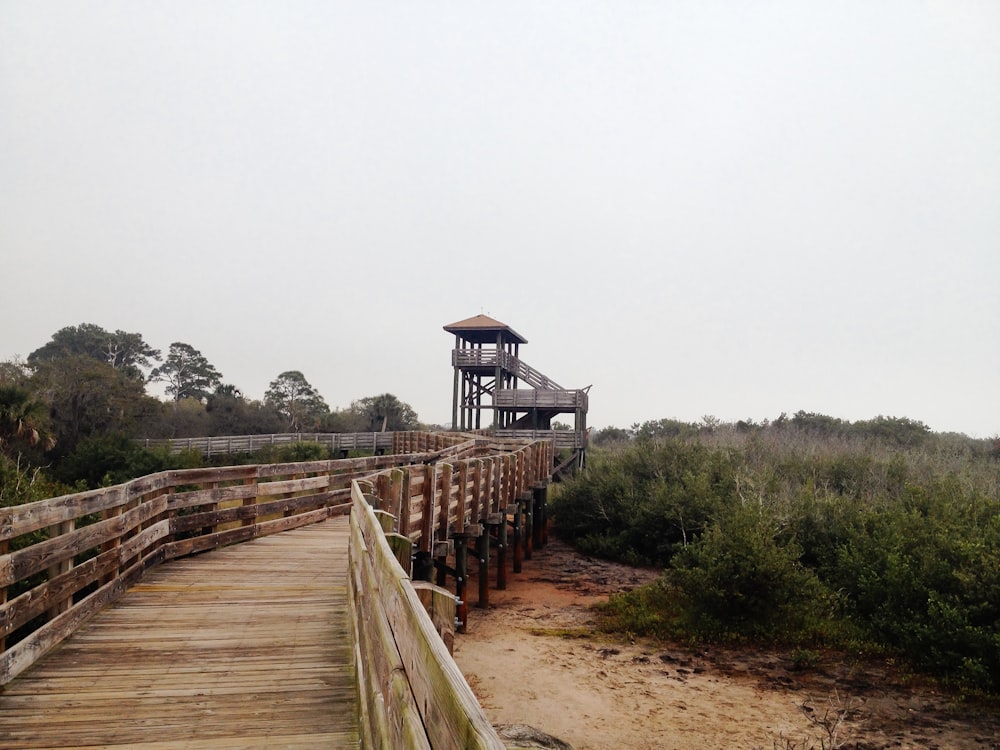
[
  {"left": 452, "top": 349, "right": 564, "bottom": 390},
  {"left": 349, "top": 483, "right": 504, "bottom": 750},
  {"left": 1, "top": 431, "right": 555, "bottom": 748},
  {"left": 0, "top": 452, "right": 441, "bottom": 685},
  {"left": 496, "top": 428, "right": 588, "bottom": 449},
  {"left": 140, "top": 430, "right": 468, "bottom": 457},
  {"left": 495, "top": 388, "right": 589, "bottom": 411}
]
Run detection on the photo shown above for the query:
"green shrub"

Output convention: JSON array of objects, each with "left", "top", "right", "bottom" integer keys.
[
  {"left": 667, "top": 502, "right": 829, "bottom": 641},
  {"left": 551, "top": 441, "right": 732, "bottom": 565},
  {"left": 561, "top": 428, "right": 1000, "bottom": 692},
  {"left": 52, "top": 434, "right": 182, "bottom": 488},
  {"left": 596, "top": 578, "right": 678, "bottom": 639}
]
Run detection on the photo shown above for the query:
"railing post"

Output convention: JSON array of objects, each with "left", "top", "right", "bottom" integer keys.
[
  {"left": 376, "top": 472, "right": 392, "bottom": 527},
  {"left": 496, "top": 455, "right": 510, "bottom": 590},
  {"left": 435, "top": 464, "right": 453, "bottom": 588},
  {"left": 393, "top": 468, "right": 409, "bottom": 537},
  {"left": 411, "top": 464, "right": 435, "bottom": 583},
  {"left": 241, "top": 470, "right": 258, "bottom": 527},
  {"left": 1, "top": 538, "right": 7, "bottom": 652},
  {"left": 46, "top": 520, "right": 75, "bottom": 618}
]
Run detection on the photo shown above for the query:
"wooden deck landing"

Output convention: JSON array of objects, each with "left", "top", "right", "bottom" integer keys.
[{"left": 0, "top": 517, "right": 359, "bottom": 749}]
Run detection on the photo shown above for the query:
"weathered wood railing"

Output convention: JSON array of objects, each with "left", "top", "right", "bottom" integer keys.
[
  {"left": 349, "top": 482, "right": 504, "bottom": 750},
  {"left": 347, "top": 434, "right": 553, "bottom": 748},
  {"left": 140, "top": 429, "right": 465, "bottom": 457},
  {"left": 452, "top": 348, "right": 564, "bottom": 390},
  {"left": 496, "top": 388, "right": 589, "bottom": 410},
  {"left": 0, "top": 451, "right": 451, "bottom": 685},
  {"left": 1, "top": 431, "right": 555, "bottom": 748}
]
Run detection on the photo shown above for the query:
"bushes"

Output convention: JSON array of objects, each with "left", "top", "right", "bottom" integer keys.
[
  {"left": 552, "top": 441, "right": 732, "bottom": 565},
  {"left": 555, "top": 430, "right": 1000, "bottom": 692},
  {"left": 52, "top": 433, "right": 204, "bottom": 489},
  {"left": 668, "top": 503, "right": 829, "bottom": 641},
  {"left": 824, "top": 484, "right": 1000, "bottom": 690}
]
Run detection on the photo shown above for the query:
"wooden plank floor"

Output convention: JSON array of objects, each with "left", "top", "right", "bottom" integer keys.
[{"left": 0, "top": 517, "right": 359, "bottom": 749}]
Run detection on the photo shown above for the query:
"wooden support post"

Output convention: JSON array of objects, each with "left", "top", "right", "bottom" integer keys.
[
  {"left": 435, "top": 548, "right": 448, "bottom": 588},
  {"left": 396, "top": 469, "right": 411, "bottom": 539},
  {"left": 46, "top": 519, "right": 75, "bottom": 618},
  {"left": 456, "top": 462, "right": 469, "bottom": 535},
  {"left": 100, "top": 491, "right": 125, "bottom": 585},
  {"left": 375, "top": 472, "right": 391, "bottom": 509},
  {"left": 412, "top": 581, "right": 457, "bottom": 655},
  {"left": 420, "top": 465, "right": 435, "bottom": 556},
  {"left": 373, "top": 509, "right": 395, "bottom": 533},
  {"left": 470, "top": 460, "right": 483, "bottom": 528},
  {"left": 389, "top": 468, "right": 404, "bottom": 525},
  {"left": 496, "top": 518, "right": 507, "bottom": 592},
  {"left": 240, "top": 474, "right": 257, "bottom": 527},
  {"left": 533, "top": 485, "right": 547, "bottom": 550},
  {"left": 453, "top": 533, "right": 471, "bottom": 632},
  {"left": 1, "top": 538, "right": 7, "bottom": 652},
  {"left": 434, "top": 540, "right": 453, "bottom": 588},
  {"left": 541, "top": 485, "right": 549, "bottom": 546},
  {"left": 386, "top": 533, "right": 413, "bottom": 576},
  {"left": 436, "top": 464, "right": 453, "bottom": 588},
  {"left": 477, "top": 521, "right": 490, "bottom": 608},
  {"left": 512, "top": 498, "right": 524, "bottom": 574},
  {"left": 524, "top": 491, "right": 534, "bottom": 561}
]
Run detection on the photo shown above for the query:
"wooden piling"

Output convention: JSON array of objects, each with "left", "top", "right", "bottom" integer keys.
[
  {"left": 532, "top": 486, "right": 546, "bottom": 550},
  {"left": 524, "top": 491, "right": 534, "bottom": 561},
  {"left": 477, "top": 521, "right": 490, "bottom": 608},
  {"left": 454, "top": 533, "right": 470, "bottom": 631},
  {"left": 497, "top": 506, "right": 509, "bottom": 590},
  {"left": 512, "top": 498, "right": 523, "bottom": 574}
]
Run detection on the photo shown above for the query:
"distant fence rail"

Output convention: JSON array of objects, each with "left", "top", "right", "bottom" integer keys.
[
  {"left": 140, "top": 428, "right": 584, "bottom": 455},
  {"left": 141, "top": 431, "right": 399, "bottom": 456}
]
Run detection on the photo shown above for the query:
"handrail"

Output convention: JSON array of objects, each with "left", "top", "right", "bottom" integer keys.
[
  {"left": 451, "top": 349, "right": 565, "bottom": 390},
  {"left": 349, "top": 482, "right": 505, "bottom": 749},
  {"left": 496, "top": 428, "right": 588, "bottom": 449},
  {"left": 0, "top": 451, "right": 442, "bottom": 685},
  {"left": 495, "top": 388, "right": 589, "bottom": 411},
  {"left": 140, "top": 430, "right": 469, "bottom": 457}
]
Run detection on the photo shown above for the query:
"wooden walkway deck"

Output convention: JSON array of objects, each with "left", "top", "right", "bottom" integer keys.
[{"left": 0, "top": 517, "right": 359, "bottom": 749}]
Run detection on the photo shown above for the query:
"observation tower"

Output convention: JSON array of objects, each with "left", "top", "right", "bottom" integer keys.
[{"left": 444, "top": 314, "right": 588, "bottom": 469}]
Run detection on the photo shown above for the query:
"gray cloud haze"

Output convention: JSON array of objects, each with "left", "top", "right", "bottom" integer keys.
[{"left": 2, "top": 2, "right": 998, "bottom": 435}]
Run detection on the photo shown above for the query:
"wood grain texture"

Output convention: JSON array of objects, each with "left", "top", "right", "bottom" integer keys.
[
  {"left": 350, "top": 485, "right": 504, "bottom": 750},
  {"left": 0, "top": 518, "right": 359, "bottom": 750}
]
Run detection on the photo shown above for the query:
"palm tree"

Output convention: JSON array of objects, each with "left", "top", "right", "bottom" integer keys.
[{"left": 0, "top": 384, "right": 55, "bottom": 457}]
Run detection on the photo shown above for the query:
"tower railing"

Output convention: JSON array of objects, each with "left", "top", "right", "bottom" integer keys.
[{"left": 452, "top": 349, "right": 564, "bottom": 390}]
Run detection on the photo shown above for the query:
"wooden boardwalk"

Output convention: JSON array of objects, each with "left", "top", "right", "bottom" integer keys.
[{"left": 0, "top": 517, "right": 359, "bottom": 749}]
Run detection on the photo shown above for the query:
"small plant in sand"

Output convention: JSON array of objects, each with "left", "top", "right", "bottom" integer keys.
[{"left": 757, "top": 690, "right": 865, "bottom": 750}]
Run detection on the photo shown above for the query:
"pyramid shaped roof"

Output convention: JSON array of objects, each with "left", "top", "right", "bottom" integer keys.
[{"left": 443, "top": 314, "right": 528, "bottom": 344}]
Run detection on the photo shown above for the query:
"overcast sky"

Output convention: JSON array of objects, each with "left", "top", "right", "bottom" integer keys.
[{"left": 2, "top": 2, "right": 998, "bottom": 437}]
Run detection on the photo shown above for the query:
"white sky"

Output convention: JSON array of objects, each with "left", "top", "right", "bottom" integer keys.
[{"left": 2, "top": 2, "right": 998, "bottom": 437}]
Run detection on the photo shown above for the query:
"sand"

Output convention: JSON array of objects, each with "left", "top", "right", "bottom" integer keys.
[{"left": 452, "top": 536, "right": 999, "bottom": 750}]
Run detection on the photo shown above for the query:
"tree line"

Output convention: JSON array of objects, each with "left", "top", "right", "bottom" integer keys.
[
  {"left": 553, "top": 417, "right": 1000, "bottom": 693},
  {"left": 1, "top": 323, "right": 423, "bottom": 495}
]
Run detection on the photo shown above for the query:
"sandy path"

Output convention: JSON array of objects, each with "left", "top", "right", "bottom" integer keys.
[{"left": 452, "top": 536, "right": 999, "bottom": 750}]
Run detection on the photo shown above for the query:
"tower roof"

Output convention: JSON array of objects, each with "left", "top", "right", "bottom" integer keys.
[{"left": 443, "top": 314, "right": 528, "bottom": 345}]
